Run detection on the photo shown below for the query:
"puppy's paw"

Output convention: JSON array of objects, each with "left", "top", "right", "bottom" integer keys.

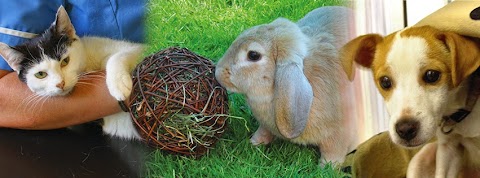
[
  {"left": 250, "top": 127, "right": 274, "bottom": 146},
  {"left": 106, "top": 71, "right": 132, "bottom": 101}
]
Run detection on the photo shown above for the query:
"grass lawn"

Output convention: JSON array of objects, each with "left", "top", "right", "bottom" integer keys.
[{"left": 144, "top": 0, "right": 350, "bottom": 177}]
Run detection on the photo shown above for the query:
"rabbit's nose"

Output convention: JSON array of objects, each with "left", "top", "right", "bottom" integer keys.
[{"left": 395, "top": 119, "right": 419, "bottom": 141}]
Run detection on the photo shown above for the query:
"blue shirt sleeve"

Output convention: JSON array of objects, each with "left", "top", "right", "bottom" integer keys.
[{"left": 0, "top": 0, "right": 145, "bottom": 71}]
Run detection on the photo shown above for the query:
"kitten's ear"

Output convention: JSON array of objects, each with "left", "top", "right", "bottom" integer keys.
[
  {"left": 54, "top": 6, "right": 76, "bottom": 38},
  {"left": 0, "top": 43, "right": 22, "bottom": 72}
]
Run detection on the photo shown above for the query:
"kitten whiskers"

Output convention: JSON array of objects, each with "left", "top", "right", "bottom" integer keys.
[{"left": 18, "top": 93, "right": 45, "bottom": 114}]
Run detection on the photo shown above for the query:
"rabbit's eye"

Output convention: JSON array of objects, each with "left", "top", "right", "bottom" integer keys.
[{"left": 247, "top": 51, "right": 261, "bottom": 61}]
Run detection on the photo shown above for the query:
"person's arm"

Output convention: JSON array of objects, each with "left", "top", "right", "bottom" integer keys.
[
  {"left": 0, "top": 70, "right": 8, "bottom": 78},
  {"left": 0, "top": 70, "right": 122, "bottom": 130}
]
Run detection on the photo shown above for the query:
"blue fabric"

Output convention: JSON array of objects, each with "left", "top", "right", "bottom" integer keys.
[
  {"left": 0, "top": 0, "right": 145, "bottom": 71},
  {"left": 67, "top": 0, "right": 145, "bottom": 42}
]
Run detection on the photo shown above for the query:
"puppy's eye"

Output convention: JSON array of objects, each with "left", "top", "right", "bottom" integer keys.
[
  {"left": 61, "top": 57, "right": 70, "bottom": 67},
  {"left": 379, "top": 76, "right": 392, "bottom": 90},
  {"left": 35, "top": 71, "right": 48, "bottom": 79},
  {"left": 423, "top": 70, "right": 440, "bottom": 83},
  {"left": 247, "top": 51, "right": 261, "bottom": 62}
]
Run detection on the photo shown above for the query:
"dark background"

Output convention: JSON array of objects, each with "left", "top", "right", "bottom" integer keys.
[{"left": 0, "top": 122, "right": 151, "bottom": 178}]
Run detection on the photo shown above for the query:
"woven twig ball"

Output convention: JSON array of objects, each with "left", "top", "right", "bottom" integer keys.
[{"left": 127, "top": 47, "right": 229, "bottom": 157}]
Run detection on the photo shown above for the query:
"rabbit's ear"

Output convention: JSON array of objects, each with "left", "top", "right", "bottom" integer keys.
[{"left": 274, "top": 63, "right": 313, "bottom": 139}]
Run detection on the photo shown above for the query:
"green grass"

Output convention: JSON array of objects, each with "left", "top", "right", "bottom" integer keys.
[{"left": 145, "top": 0, "right": 349, "bottom": 177}]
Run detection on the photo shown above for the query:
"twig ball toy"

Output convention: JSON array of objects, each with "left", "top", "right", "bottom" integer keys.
[{"left": 127, "top": 47, "right": 229, "bottom": 157}]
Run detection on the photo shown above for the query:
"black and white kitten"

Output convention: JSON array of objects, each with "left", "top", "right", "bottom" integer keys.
[{"left": 0, "top": 6, "right": 142, "bottom": 140}]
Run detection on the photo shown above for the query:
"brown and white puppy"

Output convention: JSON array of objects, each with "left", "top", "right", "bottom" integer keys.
[{"left": 341, "top": 25, "right": 480, "bottom": 177}]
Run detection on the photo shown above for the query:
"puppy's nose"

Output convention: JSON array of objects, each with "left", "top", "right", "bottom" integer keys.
[{"left": 395, "top": 119, "right": 419, "bottom": 141}]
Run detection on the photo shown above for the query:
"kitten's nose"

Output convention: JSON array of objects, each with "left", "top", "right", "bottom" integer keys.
[{"left": 56, "top": 81, "right": 65, "bottom": 89}]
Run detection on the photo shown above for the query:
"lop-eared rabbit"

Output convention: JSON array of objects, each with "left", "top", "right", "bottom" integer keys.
[{"left": 215, "top": 6, "right": 357, "bottom": 164}]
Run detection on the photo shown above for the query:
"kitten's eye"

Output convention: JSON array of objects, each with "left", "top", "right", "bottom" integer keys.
[
  {"left": 35, "top": 71, "right": 48, "bottom": 79},
  {"left": 247, "top": 51, "right": 261, "bottom": 62},
  {"left": 61, "top": 57, "right": 70, "bottom": 67},
  {"left": 423, "top": 70, "right": 441, "bottom": 84},
  {"left": 379, "top": 76, "right": 392, "bottom": 90}
]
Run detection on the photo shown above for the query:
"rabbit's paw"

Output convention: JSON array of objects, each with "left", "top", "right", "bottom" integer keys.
[
  {"left": 250, "top": 127, "right": 274, "bottom": 146},
  {"left": 318, "top": 143, "right": 347, "bottom": 166}
]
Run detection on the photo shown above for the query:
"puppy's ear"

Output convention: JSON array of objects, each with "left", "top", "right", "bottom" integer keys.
[
  {"left": 438, "top": 32, "right": 480, "bottom": 87},
  {"left": 340, "top": 34, "right": 383, "bottom": 80}
]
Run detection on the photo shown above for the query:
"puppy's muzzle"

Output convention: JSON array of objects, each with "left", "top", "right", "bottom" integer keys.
[{"left": 395, "top": 119, "right": 420, "bottom": 141}]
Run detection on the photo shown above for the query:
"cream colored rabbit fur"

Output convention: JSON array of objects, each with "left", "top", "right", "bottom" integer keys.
[{"left": 215, "top": 6, "right": 357, "bottom": 163}]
